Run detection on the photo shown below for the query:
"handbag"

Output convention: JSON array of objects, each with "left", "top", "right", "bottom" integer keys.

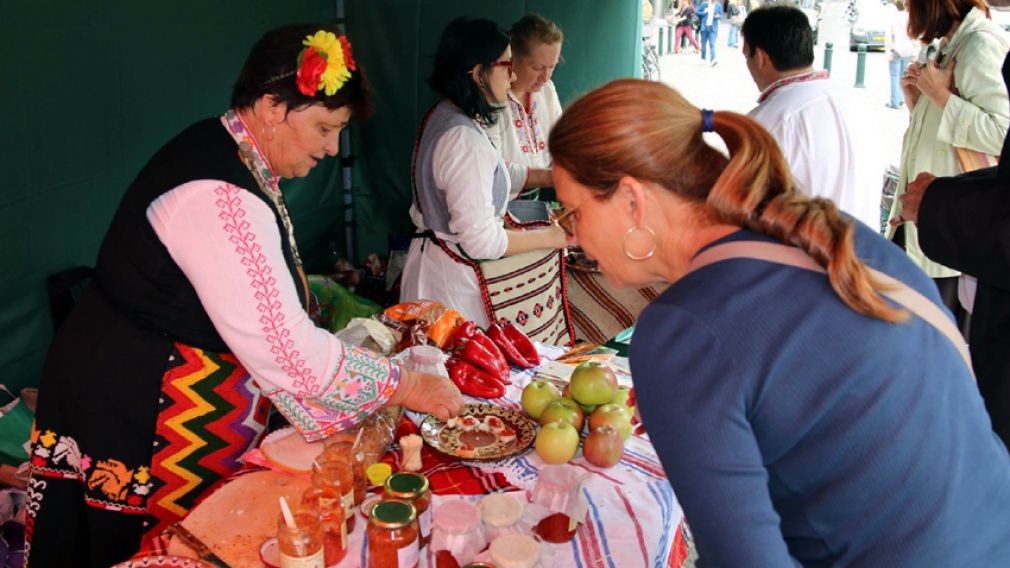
[{"left": 946, "top": 27, "right": 1008, "bottom": 173}]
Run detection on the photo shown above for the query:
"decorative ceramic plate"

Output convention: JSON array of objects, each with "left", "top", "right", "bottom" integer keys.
[
  {"left": 420, "top": 403, "right": 536, "bottom": 461},
  {"left": 112, "top": 556, "right": 213, "bottom": 568}
]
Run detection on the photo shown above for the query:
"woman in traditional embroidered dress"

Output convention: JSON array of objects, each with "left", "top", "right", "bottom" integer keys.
[
  {"left": 484, "top": 13, "right": 563, "bottom": 199},
  {"left": 549, "top": 78, "right": 1010, "bottom": 565},
  {"left": 25, "top": 24, "right": 464, "bottom": 567},
  {"left": 400, "top": 18, "right": 569, "bottom": 335},
  {"left": 886, "top": 0, "right": 1009, "bottom": 326}
]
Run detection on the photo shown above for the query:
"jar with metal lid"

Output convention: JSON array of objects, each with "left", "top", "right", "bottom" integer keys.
[
  {"left": 431, "top": 499, "right": 486, "bottom": 568},
  {"left": 367, "top": 499, "right": 420, "bottom": 568},
  {"left": 489, "top": 534, "right": 540, "bottom": 568},
  {"left": 384, "top": 471, "right": 432, "bottom": 548},
  {"left": 277, "top": 507, "right": 325, "bottom": 568},
  {"left": 313, "top": 457, "right": 356, "bottom": 533},
  {"left": 477, "top": 492, "right": 525, "bottom": 542}
]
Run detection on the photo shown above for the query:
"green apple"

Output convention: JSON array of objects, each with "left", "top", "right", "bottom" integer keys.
[
  {"left": 562, "top": 384, "right": 597, "bottom": 414},
  {"left": 521, "top": 379, "right": 561, "bottom": 420},
  {"left": 583, "top": 424, "right": 624, "bottom": 468},
  {"left": 588, "top": 403, "right": 632, "bottom": 440},
  {"left": 535, "top": 421, "right": 580, "bottom": 464},
  {"left": 568, "top": 362, "right": 618, "bottom": 406},
  {"left": 539, "top": 398, "right": 584, "bottom": 432}
]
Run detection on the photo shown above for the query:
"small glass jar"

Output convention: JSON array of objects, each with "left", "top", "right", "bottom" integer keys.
[
  {"left": 367, "top": 499, "right": 420, "bottom": 568},
  {"left": 529, "top": 465, "right": 584, "bottom": 543},
  {"left": 301, "top": 485, "right": 347, "bottom": 566},
  {"left": 313, "top": 457, "right": 356, "bottom": 533},
  {"left": 277, "top": 508, "right": 325, "bottom": 568},
  {"left": 323, "top": 439, "right": 368, "bottom": 505},
  {"left": 405, "top": 345, "right": 449, "bottom": 378},
  {"left": 477, "top": 493, "right": 525, "bottom": 543},
  {"left": 431, "top": 500, "right": 485, "bottom": 567},
  {"left": 384, "top": 472, "right": 432, "bottom": 548},
  {"left": 489, "top": 534, "right": 541, "bottom": 568}
]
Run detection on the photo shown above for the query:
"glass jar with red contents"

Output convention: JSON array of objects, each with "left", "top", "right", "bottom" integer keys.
[
  {"left": 384, "top": 472, "right": 432, "bottom": 548},
  {"left": 431, "top": 499, "right": 485, "bottom": 568},
  {"left": 301, "top": 485, "right": 347, "bottom": 565},
  {"left": 276, "top": 507, "right": 325, "bottom": 568},
  {"left": 367, "top": 499, "right": 420, "bottom": 568},
  {"left": 313, "top": 457, "right": 356, "bottom": 533},
  {"left": 529, "top": 464, "right": 586, "bottom": 543},
  {"left": 323, "top": 440, "right": 367, "bottom": 505}
]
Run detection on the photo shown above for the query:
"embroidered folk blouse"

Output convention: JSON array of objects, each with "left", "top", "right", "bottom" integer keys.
[{"left": 144, "top": 113, "right": 400, "bottom": 441}]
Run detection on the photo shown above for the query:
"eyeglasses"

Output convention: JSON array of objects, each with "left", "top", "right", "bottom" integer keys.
[
  {"left": 554, "top": 200, "right": 587, "bottom": 237},
  {"left": 492, "top": 59, "right": 514, "bottom": 76}
]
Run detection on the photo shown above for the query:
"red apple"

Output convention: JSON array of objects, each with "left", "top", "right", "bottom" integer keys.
[
  {"left": 588, "top": 403, "right": 632, "bottom": 440},
  {"left": 539, "top": 398, "right": 584, "bottom": 432},
  {"left": 521, "top": 379, "right": 561, "bottom": 420},
  {"left": 568, "top": 362, "right": 618, "bottom": 406},
  {"left": 535, "top": 421, "right": 580, "bottom": 464},
  {"left": 583, "top": 424, "right": 624, "bottom": 468}
]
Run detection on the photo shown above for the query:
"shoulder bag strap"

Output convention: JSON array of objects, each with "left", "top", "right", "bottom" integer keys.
[{"left": 688, "top": 241, "right": 975, "bottom": 377}]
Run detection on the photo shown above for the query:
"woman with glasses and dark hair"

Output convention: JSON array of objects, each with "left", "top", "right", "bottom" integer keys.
[
  {"left": 402, "top": 18, "right": 572, "bottom": 344},
  {"left": 25, "top": 24, "right": 464, "bottom": 567}
]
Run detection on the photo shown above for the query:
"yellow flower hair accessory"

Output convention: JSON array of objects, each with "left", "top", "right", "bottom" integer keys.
[{"left": 296, "top": 30, "right": 358, "bottom": 97}]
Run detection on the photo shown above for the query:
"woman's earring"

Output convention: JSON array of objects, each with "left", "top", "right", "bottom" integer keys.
[{"left": 623, "top": 226, "right": 657, "bottom": 261}]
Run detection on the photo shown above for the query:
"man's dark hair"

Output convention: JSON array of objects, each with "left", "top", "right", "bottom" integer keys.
[
  {"left": 741, "top": 6, "right": 815, "bottom": 71},
  {"left": 231, "top": 24, "right": 372, "bottom": 119},
  {"left": 427, "top": 17, "right": 510, "bottom": 127}
]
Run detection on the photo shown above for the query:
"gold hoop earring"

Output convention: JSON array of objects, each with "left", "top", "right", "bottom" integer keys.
[{"left": 623, "top": 226, "right": 657, "bottom": 261}]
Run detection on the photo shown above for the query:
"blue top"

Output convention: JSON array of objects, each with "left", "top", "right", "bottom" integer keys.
[{"left": 631, "top": 224, "right": 1010, "bottom": 566}]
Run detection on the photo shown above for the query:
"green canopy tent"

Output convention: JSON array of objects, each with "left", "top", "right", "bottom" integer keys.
[{"left": 0, "top": 0, "right": 644, "bottom": 392}]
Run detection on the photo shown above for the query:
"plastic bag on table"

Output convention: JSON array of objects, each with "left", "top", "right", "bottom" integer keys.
[
  {"left": 379, "top": 300, "right": 464, "bottom": 351},
  {"left": 325, "top": 406, "right": 403, "bottom": 467},
  {"left": 334, "top": 317, "right": 398, "bottom": 355}
]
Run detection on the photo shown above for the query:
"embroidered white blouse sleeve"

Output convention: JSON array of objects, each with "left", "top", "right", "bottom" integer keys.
[
  {"left": 147, "top": 180, "right": 399, "bottom": 439},
  {"left": 433, "top": 125, "right": 509, "bottom": 260}
]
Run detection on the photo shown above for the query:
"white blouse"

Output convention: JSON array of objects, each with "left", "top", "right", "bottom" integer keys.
[
  {"left": 401, "top": 123, "right": 508, "bottom": 326},
  {"left": 484, "top": 80, "right": 564, "bottom": 196},
  {"left": 147, "top": 180, "right": 398, "bottom": 439}
]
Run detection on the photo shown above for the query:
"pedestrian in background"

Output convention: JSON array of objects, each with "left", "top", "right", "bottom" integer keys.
[
  {"left": 886, "top": 0, "right": 918, "bottom": 109},
  {"left": 697, "top": 0, "right": 723, "bottom": 65},
  {"left": 672, "top": 0, "right": 701, "bottom": 53},
  {"left": 887, "top": 0, "right": 1008, "bottom": 326},
  {"left": 725, "top": 0, "right": 743, "bottom": 48}
]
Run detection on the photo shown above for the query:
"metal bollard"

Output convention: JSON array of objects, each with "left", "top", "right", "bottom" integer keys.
[
  {"left": 854, "top": 43, "right": 867, "bottom": 88},
  {"left": 667, "top": 24, "right": 673, "bottom": 53},
  {"left": 658, "top": 26, "right": 665, "bottom": 55},
  {"left": 823, "top": 42, "right": 834, "bottom": 75}
]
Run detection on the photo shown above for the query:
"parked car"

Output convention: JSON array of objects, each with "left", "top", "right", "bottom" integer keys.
[{"left": 849, "top": 0, "right": 889, "bottom": 51}]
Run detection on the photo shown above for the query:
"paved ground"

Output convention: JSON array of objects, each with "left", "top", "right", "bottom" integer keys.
[{"left": 651, "top": 0, "right": 910, "bottom": 170}]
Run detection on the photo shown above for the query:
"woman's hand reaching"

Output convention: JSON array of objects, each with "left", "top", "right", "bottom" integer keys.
[
  {"left": 386, "top": 369, "right": 466, "bottom": 422},
  {"left": 916, "top": 57, "right": 955, "bottom": 110}
]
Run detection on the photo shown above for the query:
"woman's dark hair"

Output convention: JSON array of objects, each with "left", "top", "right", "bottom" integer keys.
[
  {"left": 428, "top": 17, "right": 510, "bottom": 126},
  {"left": 231, "top": 23, "right": 372, "bottom": 119},
  {"left": 907, "top": 0, "right": 989, "bottom": 42},
  {"left": 550, "top": 79, "right": 907, "bottom": 323},
  {"left": 510, "top": 13, "right": 564, "bottom": 59}
]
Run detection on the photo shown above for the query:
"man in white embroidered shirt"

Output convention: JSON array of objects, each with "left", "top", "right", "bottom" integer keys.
[{"left": 743, "top": 5, "right": 884, "bottom": 231}]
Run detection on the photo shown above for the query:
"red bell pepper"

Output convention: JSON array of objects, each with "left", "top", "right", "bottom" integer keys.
[
  {"left": 503, "top": 323, "right": 540, "bottom": 366},
  {"left": 470, "top": 330, "right": 510, "bottom": 381},
  {"left": 487, "top": 324, "right": 533, "bottom": 369},
  {"left": 448, "top": 320, "right": 478, "bottom": 350},
  {"left": 457, "top": 334, "right": 509, "bottom": 384},
  {"left": 446, "top": 358, "right": 506, "bottom": 399}
]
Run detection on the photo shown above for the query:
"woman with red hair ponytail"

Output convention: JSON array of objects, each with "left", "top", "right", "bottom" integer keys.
[{"left": 550, "top": 78, "right": 1010, "bottom": 565}]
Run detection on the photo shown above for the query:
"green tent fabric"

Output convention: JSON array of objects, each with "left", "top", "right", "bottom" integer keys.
[{"left": 0, "top": 1, "right": 642, "bottom": 392}]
